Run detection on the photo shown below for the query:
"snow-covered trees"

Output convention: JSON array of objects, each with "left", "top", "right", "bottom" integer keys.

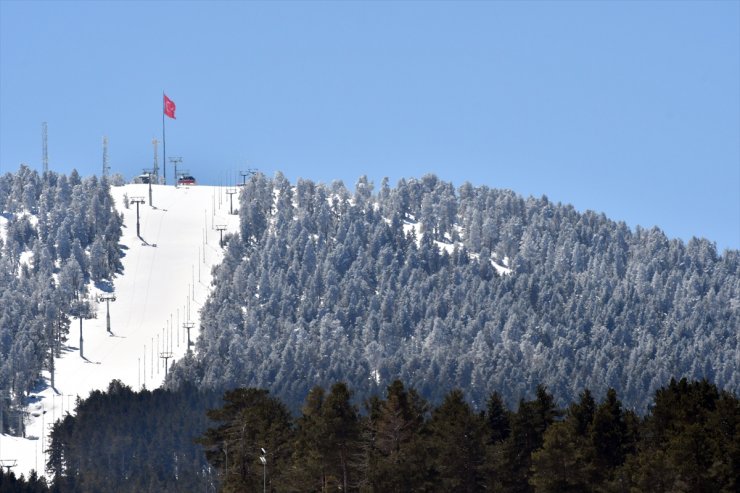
[
  {"left": 0, "top": 166, "right": 123, "bottom": 432},
  {"left": 172, "top": 173, "right": 739, "bottom": 414}
]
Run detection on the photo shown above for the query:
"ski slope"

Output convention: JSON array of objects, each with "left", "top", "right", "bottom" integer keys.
[{"left": 0, "top": 184, "right": 239, "bottom": 478}]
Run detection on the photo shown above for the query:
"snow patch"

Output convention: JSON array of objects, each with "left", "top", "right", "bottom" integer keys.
[
  {"left": 402, "top": 221, "right": 422, "bottom": 246},
  {"left": 0, "top": 215, "right": 7, "bottom": 243},
  {"left": 491, "top": 259, "right": 513, "bottom": 276},
  {"left": 372, "top": 368, "right": 381, "bottom": 385}
]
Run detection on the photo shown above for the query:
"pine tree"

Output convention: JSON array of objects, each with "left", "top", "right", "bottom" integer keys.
[
  {"left": 362, "top": 380, "right": 428, "bottom": 492},
  {"left": 426, "top": 389, "right": 486, "bottom": 492},
  {"left": 321, "top": 382, "right": 361, "bottom": 492},
  {"left": 199, "top": 388, "right": 293, "bottom": 492}
]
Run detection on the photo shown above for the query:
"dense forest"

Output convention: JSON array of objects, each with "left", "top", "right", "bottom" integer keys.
[
  {"left": 45, "top": 381, "right": 222, "bottom": 492},
  {"left": 0, "top": 165, "right": 123, "bottom": 435},
  {"left": 42, "top": 377, "right": 739, "bottom": 492},
  {"left": 169, "top": 173, "right": 738, "bottom": 412}
]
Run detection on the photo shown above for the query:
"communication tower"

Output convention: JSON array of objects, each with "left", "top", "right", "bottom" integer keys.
[
  {"left": 152, "top": 139, "right": 160, "bottom": 184},
  {"left": 102, "top": 136, "right": 110, "bottom": 177},
  {"left": 42, "top": 122, "right": 48, "bottom": 173}
]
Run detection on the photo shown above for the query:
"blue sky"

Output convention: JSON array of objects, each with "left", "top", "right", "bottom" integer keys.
[{"left": 1, "top": 1, "right": 738, "bottom": 251}]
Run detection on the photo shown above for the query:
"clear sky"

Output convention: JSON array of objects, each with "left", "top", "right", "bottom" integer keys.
[{"left": 1, "top": 1, "right": 738, "bottom": 251}]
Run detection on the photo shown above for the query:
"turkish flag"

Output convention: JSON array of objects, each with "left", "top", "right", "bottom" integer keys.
[{"left": 164, "top": 94, "right": 176, "bottom": 119}]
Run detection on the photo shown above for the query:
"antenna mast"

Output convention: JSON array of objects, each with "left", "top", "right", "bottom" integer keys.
[
  {"left": 152, "top": 139, "right": 160, "bottom": 184},
  {"left": 102, "top": 136, "right": 110, "bottom": 177},
  {"left": 42, "top": 122, "right": 48, "bottom": 173}
]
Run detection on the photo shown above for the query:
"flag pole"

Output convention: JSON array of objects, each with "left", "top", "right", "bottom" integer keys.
[{"left": 162, "top": 92, "right": 166, "bottom": 185}]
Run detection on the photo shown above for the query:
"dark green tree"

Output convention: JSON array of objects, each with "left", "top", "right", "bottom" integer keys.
[
  {"left": 590, "top": 388, "right": 629, "bottom": 472},
  {"left": 199, "top": 388, "right": 293, "bottom": 492},
  {"left": 361, "top": 380, "right": 429, "bottom": 492},
  {"left": 426, "top": 389, "right": 486, "bottom": 492},
  {"left": 498, "top": 385, "right": 560, "bottom": 493},
  {"left": 321, "top": 382, "right": 361, "bottom": 492},
  {"left": 529, "top": 421, "right": 592, "bottom": 493},
  {"left": 486, "top": 391, "right": 511, "bottom": 444},
  {"left": 286, "top": 386, "right": 328, "bottom": 491}
]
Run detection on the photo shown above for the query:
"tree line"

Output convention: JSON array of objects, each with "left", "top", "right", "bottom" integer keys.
[
  {"left": 33, "top": 377, "right": 740, "bottom": 492},
  {"left": 199, "top": 377, "right": 739, "bottom": 492}
]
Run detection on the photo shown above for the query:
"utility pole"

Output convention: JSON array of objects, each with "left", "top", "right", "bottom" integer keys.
[
  {"left": 130, "top": 197, "right": 145, "bottom": 237},
  {"left": 77, "top": 300, "right": 85, "bottom": 359},
  {"left": 98, "top": 293, "right": 116, "bottom": 334},
  {"left": 226, "top": 188, "right": 237, "bottom": 214},
  {"left": 260, "top": 448, "right": 267, "bottom": 493},
  {"left": 183, "top": 322, "right": 195, "bottom": 355},
  {"left": 216, "top": 225, "right": 227, "bottom": 247},
  {"left": 50, "top": 328, "right": 54, "bottom": 390}
]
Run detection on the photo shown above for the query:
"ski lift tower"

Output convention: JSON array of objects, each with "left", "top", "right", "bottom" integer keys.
[
  {"left": 130, "top": 197, "right": 146, "bottom": 237},
  {"left": 159, "top": 351, "right": 174, "bottom": 375},
  {"left": 226, "top": 188, "right": 237, "bottom": 214},
  {"left": 169, "top": 157, "right": 183, "bottom": 187},
  {"left": 0, "top": 460, "right": 17, "bottom": 475},
  {"left": 183, "top": 322, "right": 195, "bottom": 355},
  {"left": 141, "top": 169, "right": 154, "bottom": 206},
  {"left": 240, "top": 168, "right": 258, "bottom": 186},
  {"left": 98, "top": 293, "right": 116, "bottom": 334},
  {"left": 215, "top": 225, "right": 227, "bottom": 247}
]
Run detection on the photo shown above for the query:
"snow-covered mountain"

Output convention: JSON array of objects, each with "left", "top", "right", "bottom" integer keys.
[
  {"left": 0, "top": 184, "right": 238, "bottom": 478},
  {"left": 3, "top": 172, "right": 738, "bottom": 482}
]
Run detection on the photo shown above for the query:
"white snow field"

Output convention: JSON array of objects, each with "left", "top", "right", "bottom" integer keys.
[{"left": 0, "top": 184, "right": 239, "bottom": 478}]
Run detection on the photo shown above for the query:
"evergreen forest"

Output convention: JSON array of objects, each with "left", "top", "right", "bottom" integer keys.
[{"left": 169, "top": 173, "right": 738, "bottom": 412}]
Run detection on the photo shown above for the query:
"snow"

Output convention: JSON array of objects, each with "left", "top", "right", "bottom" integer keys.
[
  {"left": 0, "top": 215, "right": 8, "bottom": 243},
  {"left": 372, "top": 369, "right": 381, "bottom": 385},
  {"left": 491, "top": 259, "right": 513, "bottom": 276},
  {"left": 19, "top": 250, "right": 34, "bottom": 269},
  {"left": 402, "top": 220, "right": 421, "bottom": 245},
  {"left": 0, "top": 184, "right": 239, "bottom": 479}
]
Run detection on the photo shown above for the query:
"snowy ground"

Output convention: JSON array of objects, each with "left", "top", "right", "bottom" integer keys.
[{"left": 0, "top": 184, "right": 239, "bottom": 479}]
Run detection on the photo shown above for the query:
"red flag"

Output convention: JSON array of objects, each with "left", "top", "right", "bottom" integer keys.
[{"left": 164, "top": 94, "right": 176, "bottom": 119}]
